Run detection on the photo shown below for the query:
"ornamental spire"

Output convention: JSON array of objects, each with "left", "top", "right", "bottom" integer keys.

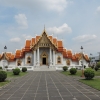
[{"left": 44, "top": 24, "right": 45, "bottom": 31}]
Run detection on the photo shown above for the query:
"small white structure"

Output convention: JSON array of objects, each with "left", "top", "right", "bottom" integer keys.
[{"left": 0, "top": 30, "right": 89, "bottom": 71}]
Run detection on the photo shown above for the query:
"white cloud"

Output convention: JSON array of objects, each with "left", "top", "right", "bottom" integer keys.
[
  {"left": 0, "top": 0, "right": 68, "bottom": 12},
  {"left": 22, "top": 34, "right": 32, "bottom": 39},
  {"left": 10, "top": 37, "right": 21, "bottom": 42},
  {"left": 47, "top": 23, "right": 72, "bottom": 34},
  {"left": 45, "top": 0, "right": 68, "bottom": 12},
  {"left": 96, "top": 6, "right": 100, "bottom": 13},
  {"left": 15, "top": 14, "right": 28, "bottom": 29},
  {"left": 73, "top": 34, "right": 97, "bottom": 43}
]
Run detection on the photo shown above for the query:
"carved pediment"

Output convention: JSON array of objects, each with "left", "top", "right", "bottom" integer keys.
[
  {"left": 38, "top": 32, "right": 51, "bottom": 47},
  {"left": 32, "top": 31, "right": 57, "bottom": 50},
  {"left": 40, "top": 33, "right": 50, "bottom": 43},
  {"left": 0, "top": 53, "right": 9, "bottom": 61}
]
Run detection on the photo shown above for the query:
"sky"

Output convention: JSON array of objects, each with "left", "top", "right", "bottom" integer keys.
[{"left": 0, "top": 0, "right": 100, "bottom": 57}]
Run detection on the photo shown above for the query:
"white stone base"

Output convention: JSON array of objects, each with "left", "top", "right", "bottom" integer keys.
[{"left": 34, "top": 65, "right": 56, "bottom": 71}]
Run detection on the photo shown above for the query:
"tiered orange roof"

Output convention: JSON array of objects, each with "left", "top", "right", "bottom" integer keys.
[
  {"left": 0, "top": 30, "right": 90, "bottom": 62},
  {"left": 57, "top": 40, "right": 63, "bottom": 52},
  {"left": 15, "top": 50, "right": 21, "bottom": 58},
  {"left": 67, "top": 50, "right": 72, "bottom": 59},
  {"left": 72, "top": 54, "right": 77, "bottom": 61},
  {"left": 31, "top": 38, "right": 35, "bottom": 46},
  {"left": 36, "top": 36, "right": 40, "bottom": 43},
  {"left": 0, "top": 52, "right": 15, "bottom": 61},
  {"left": 9, "top": 54, "right": 15, "bottom": 61},
  {"left": 0, "top": 54, "right": 1, "bottom": 58},
  {"left": 0, "top": 54, "right": 3, "bottom": 60},
  {"left": 63, "top": 48, "right": 67, "bottom": 58},
  {"left": 53, "top": 38, "right": 57, "bottom": 46},
  {"left": 24, "top": 40, "right": 31, "bottom": 51},
  {"left": 49, "top": 36, "right": 53, "bottom": 42},
  {"left": 84, "top": 55, "right": 89, "bottom": 61},
  {"left": 20, "top": 48, "right": 25, "bottom": 58},
  {"left": 6, "top": 52, "right": 12, "bottom": 57}
]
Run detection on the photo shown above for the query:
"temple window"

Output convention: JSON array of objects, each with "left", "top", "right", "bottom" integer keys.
[
  {"left": 27, "top": 56, "right": 31, "bottom": 64},
  {"left": 57, "top": 56, "right": 61, "bottom": 64},
  {"left": 66, "top": 60, "right": 70, "bottom": 65}
]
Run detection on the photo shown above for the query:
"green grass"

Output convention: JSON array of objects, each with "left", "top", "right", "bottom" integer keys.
[
  {"left": 7, "top": 71, "right": 28, "bottom": 77},
  {"left": 94, "top": 69, "right": 100, "bottom": 76},
  {"left": 80, "top": 78, "right": 100, "bottom": 90},
  {"left": 61, "top": 69, "right": 100, "bottom": 77},
  {"left": 0, "top": 80, "right": 10, "bottom": 87},
  {"left": 61, "top": 69, "right": 100, "bottom": 90},
  {"left": 61, "top": 70, "right": 82, "bottom": 76},
  {"left": 0, "top": 71, "right": 27, "bottom": 87}
]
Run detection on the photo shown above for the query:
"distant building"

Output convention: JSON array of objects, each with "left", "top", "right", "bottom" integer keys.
[
  {"left": 0, "top": 29, "right": 90, "bottom": 71},
  {"left": 90, "top": 56, "right": 100, "bottom": 65}
]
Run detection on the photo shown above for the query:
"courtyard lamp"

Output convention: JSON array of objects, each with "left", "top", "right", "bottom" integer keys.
[
  {"left": 80, "top": 46, "right": 84, "bottom": 77},
  {"left": 3, "top": 45, "right": 7, "bottom": 70},
  {"left": 4, "top": 45, "right": 7, "bottom": 50},
  {"left": 90, "top": 53, "right": 92, "bottom": 66}
]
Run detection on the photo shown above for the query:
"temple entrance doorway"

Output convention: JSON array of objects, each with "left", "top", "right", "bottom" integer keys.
[
  {"left": 42, "top": 57, "right": 46, "bottom": 65},
  {"left": 41, "top": 52, "right": 48, "bottom": 66}
]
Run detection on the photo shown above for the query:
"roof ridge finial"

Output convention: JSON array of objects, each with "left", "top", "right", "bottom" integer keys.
[{"left": 44, "top": 24, "right": 45, "bottom": 31}]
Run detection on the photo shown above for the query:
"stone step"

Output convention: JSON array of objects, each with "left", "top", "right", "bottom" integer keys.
[{"left": 34, "top": 66, "right": 56, "bottom": 71}]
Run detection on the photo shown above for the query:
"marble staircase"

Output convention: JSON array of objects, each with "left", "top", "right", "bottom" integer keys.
[{"left": 34, "top": 65, "right": 56, "bottom": 71}]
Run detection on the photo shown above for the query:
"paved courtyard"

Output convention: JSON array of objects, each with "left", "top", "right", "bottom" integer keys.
[{"left": 0, "top": 71, "right": 100, "bottom": 100}]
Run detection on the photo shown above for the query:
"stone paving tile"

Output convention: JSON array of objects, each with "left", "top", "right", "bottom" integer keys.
[
  {"left": 94, "top": 92, "right": 100, "bottom": 96},
  {"left": 21, "top": 97, "right": 35, "bottom": 100},
  {"left": 11, "top": 93, "right": 24, "bottom": 98},
  {"left": 60, "top": 92, "right": 72, "bottom": 95},
  {"left": 49, "top": 97, "right": 62, "bottom": 100},
  {"left": 62, "top": 97, "right": 75, "bottom": 100},
  {"left": 0, "top": 94, "right": 11, "bottom": 99},
  {"left": 22, "top": 93, "right": 35, "bottom": 98},
  {"left": 35, "top": 96, "right": 48, "bottom": 100},
  {"left": 8, "top": 97, "right": 22, "bottom": 100},
  {"left": 0, "top": 71, "right": 100, "bottom": 100},
  {"left": 75, "top": 96, "right": 91, "bottom": 100}
]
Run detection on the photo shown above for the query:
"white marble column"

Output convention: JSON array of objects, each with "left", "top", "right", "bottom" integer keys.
[
  {"left": 49, "top": 48, "right": 51, "bottom": 65},
  {"left": 52, "top": 49, "right": 53, "bottom": 65},
  {"left": 49, "top": 48, "right": 52, "bottom": 66},
  {"left": 37, "top": 47, "right": 40, "bottom": 66},
  {"left": 61, "top": 54, "right": 63, "bottom": 65},
  {"left": 53, "top": 50, "right": 55, "bottom": 66},
  {"left": 34, "top": 50, "right": 36, "bottom": 66}
]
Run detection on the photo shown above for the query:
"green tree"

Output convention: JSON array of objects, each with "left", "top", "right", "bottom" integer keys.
[{"left": 96, "top": 62, "right": 100, "bottom": 68}]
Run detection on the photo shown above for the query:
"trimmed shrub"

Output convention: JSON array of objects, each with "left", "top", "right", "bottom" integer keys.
[
  {"left": 84, "top": 69, "right": 95, "bottom": 80},
  {"left": 13, "top": 68, "right": 20, "bottom": 75},
  {"left": 5, "top": 66, "right": 8, "bottom": 68},
  {"left": 0, "top": 67, "right": 2, "bottom": 69},
  {"left": 84, "top": 65, "right": 86, "bottom": 69},
  {"left": 70, "top": 68, "right": 77, "bottom": 75},
  {"left": 63, "top": 66, "right": 68, "bottom": 71},
  {"left": 95, "top": 67, "right": 99, "bottom": 71},
  {"left": 22, "top": 67, "right": 27, "bottom": 72},
  {"left": 0, "top": 71, "right": 7, "bottom": 82},
  {"left": 96, "top": 62, "right": 100, "bottom": 68},
  {"left": 91, "top": 65, "right": 94, "bottom": 69}
]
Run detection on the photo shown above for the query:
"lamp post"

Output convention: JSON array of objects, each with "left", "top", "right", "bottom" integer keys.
[
  {"left": 3, "top": 45, "right": 7, "bottom": 70},
  {"left": 80, "top": 46, "right": 84, "bottom": 77},
  {"left": 4, "top": 45, "right": 7, "bottom": 51},
  {"left": 90, "top": 53, "right": 92, "bottom": 66}
]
